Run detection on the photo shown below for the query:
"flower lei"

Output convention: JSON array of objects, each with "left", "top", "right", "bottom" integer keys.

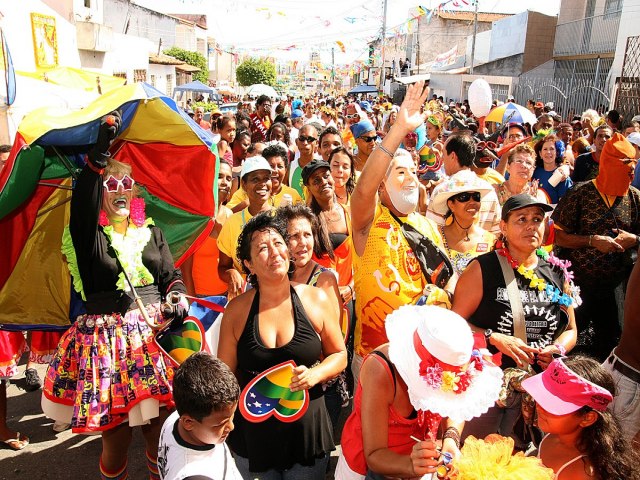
[
  {"left": 99, "top": 197, "right": 147, "bottom": 227},
  {"left": 496, "top": 241, "right": 581, "bottom": 307},
  {"left": 420, "top": 349, "right": 484, "bottom": 395},
  {"left": 99, "top": 197, "right": 155, "bottom": 292}
]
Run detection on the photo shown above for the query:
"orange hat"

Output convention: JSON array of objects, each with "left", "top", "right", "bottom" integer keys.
[{"left": 596, "top": 132, "right": 636, "bottom": 196}]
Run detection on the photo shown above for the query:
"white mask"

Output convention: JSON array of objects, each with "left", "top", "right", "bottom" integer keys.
[{"left": 387, "top": 184, "right": 419, "bottom": 215}]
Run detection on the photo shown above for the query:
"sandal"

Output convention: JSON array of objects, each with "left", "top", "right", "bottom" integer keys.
[{"left": 1, "top": 432, "right": 29, "bottom": 451}]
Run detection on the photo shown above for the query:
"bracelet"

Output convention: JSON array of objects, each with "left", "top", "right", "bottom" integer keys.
[
  {"left": 443, "top": 426, "right": 461, "bottom": 449},
  {"left": 588, "top": 235, "right": 593, "bottom": 247},
  {"left": 554, "top": 343, "right": 567, "bottom": 356},
  {"left": 376, "top": 143, "right": 395, "bottom": 159}
]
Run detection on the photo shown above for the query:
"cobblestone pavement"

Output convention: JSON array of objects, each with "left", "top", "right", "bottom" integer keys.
[{"left": 0, "top": 361, "right": 344, "bottom": 479}]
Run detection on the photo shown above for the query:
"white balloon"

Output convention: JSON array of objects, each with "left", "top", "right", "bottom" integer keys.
[{"left": 468, "top": 79, "right": 493, "bottom": 117}]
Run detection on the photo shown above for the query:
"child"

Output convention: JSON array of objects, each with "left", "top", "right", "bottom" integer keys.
[
  {"left": 158, "top": 352, "right": 241, "bottom": 480},
  {"left": 215, "top": 115, "right": 236, "bottom": 166},
  {"left": 522, "top": 356, "right": 640, "bottom": 480}
]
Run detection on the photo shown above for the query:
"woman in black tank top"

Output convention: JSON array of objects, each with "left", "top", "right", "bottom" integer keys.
[
  {"left": 218, "top": 212, "right": 347, "bottom": 479},
  {"left": 452, "top": 194, "right": 579, "bottom": 449}
]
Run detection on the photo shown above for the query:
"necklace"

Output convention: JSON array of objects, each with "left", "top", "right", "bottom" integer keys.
[
  {"left": 495, "top": 241, "right": 580, "bottom": 307},
  {"left": 322, "top": 204, "right": 342, "bottom": 223},
  {"left": 452, "top": 215, "right": 472, "bottom": 241}
]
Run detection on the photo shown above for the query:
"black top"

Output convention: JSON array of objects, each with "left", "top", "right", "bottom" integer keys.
[
  {"left": 572, "top": 152, "right": 599, "bottom": 183},
  {"left": 70, "top": 164, "right": 184, "bottom": 314},
  {"left": 468, "top": 251, "right": 569, "bottom": 369},
  {"left": 228, "top": 287, "right": 334, "bottom": 472}
]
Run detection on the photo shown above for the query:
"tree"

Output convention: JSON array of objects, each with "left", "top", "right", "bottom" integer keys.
[
  {"left": 163, "top": 46, "right": 208, "bottom": 83},
  {"left": 236, "top": 58, "right": 276, "bottom": 87}
]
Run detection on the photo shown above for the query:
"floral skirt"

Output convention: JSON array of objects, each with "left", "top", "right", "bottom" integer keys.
[{"left": 42, "top": 303, "right": 175, "bottom": 433}]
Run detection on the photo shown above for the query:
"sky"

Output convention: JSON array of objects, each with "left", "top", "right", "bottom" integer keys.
[{"left": 134, "top": 0, "right": 561, "bottom": 65}]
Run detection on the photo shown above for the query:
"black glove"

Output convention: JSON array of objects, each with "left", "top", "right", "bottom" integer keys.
[{"left": 88, "top": 111, "right": 122, "bottom": 169}]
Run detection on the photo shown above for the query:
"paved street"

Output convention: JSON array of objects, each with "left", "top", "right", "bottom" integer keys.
[{"left": 0, "top": 360, "right": 343, "bottom": 479}]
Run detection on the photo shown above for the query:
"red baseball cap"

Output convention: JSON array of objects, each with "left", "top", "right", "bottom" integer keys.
[{"left": 522, "top": 358, "right": 613, "bottom": 415}]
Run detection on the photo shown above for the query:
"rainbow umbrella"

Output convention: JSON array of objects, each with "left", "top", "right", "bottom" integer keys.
[
  {"left": 0, "top": 82, "right": 219, "bottom": 331},
  {"left": 485, "top": 102, "right": 537, "bottom": 125}
]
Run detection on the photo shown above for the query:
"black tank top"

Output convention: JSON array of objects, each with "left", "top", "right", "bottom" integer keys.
[
  {"left": 468, "top": 251, "right": 569, "bottom": 369},
  {"left": 227, "top": 286, "right": 334, "bottom": 471}
]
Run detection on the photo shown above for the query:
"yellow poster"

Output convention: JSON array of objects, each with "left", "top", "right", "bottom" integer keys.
[{"left": 31, "top": 13, "right": 58, "bottom": 68}]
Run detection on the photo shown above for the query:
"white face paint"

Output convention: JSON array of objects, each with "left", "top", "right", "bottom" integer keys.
[{"left": 385, "top": 152, "right": 419, "bottom": 215}]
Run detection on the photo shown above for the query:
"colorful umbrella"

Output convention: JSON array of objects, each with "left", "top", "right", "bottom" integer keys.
[
  {"left": 0, "top": 82, "right": 219, "bottom": 331},
  {"left": 485, "top": 102, "right": 537, "bottom": 126}
]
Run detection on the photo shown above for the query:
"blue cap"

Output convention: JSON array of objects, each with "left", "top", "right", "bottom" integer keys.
[
  {"left": 350, "top": 120, "right": 375, "bottom": 139},
  {"left": 292, "top": 99, "right": 303, "bottom": 110},
  {"left": 291, "top": 109, "right": 304, "bottom": 119},
  {"left": 359, "top": 101, "right": 373, "bottom": 113}
]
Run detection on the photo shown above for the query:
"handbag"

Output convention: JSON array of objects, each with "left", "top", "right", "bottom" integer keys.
[
  {"left": 497, "top": 254, "right": 543, "bottom": 447},
  {"left": 388, "top": 210, "right": 453, "bottom": 289}
]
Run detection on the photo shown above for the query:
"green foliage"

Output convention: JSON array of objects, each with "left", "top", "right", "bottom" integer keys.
[
  {"left": 193, "top": 101, "right": 218, "bottom": 112},
  {"left": 236, "top": 58, "right": 277, "bottom": 87},
  {"left": 164, "top": 46, "right": 208, "bottom": 83}
]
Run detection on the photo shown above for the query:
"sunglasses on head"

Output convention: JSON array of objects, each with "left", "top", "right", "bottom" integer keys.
[
  {"left": 103, "top": 174, "right": 135, "bottom": 193},
  {"left": 297, "top": 135, "right": 317, "bottom": 143},
  {"left": 453, "top": 191, "right": 481, "bottom": 203},
  {"left": 360, "top": 135, "right": 379, "bottom": 143}
]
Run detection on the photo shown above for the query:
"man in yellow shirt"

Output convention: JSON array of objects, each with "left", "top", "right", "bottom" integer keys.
[{"left": 350, "top": 81, "right": 450, "bottom": 378}]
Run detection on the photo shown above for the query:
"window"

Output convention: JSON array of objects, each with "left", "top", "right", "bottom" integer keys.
[
  {"left": 150, "top": 75, "right": 156, "bottom": 88},
  {"left": 84, "top": 0, "right": 91, "bottom": 8},
  {"left": 134, "top": 69, "right": 147, "bottom": 83},
  {"left": 166, "top": 74, "right": 174, "bottom": 97},
  {"left": 604, "top": 0, "right": 623, "bottom": 17}
]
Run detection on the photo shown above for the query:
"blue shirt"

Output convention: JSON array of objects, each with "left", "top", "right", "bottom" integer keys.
[{"left": 533, "top": 167, "right": 573, "bottom": 205}]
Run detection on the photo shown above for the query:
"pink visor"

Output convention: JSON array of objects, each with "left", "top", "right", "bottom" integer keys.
[{"left": 521, "top": 357, "right": 613, "bottom": 415}]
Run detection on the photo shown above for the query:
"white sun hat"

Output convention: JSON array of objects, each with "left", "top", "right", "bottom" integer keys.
[
  {"left": 386, "top": 305, "right": 503, "bottom": 423},
  {"left": 429, "top": 170, "right": 494, "bottom": 217}
]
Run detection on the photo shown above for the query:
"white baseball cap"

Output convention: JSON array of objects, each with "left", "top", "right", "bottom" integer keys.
[
  {"left": 240, "top": 156, "right": 273, "bottom": 179},
  {"left": 626, "top": 132, "right": 640, "bottom": 148}
]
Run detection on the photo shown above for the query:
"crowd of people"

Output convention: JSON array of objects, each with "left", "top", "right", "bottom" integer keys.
[{"left": 1, "top": 79, "right": 640, "bottom": 480}]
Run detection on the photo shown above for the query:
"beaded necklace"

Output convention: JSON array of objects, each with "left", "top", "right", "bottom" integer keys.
[{"left": 495, "top": 240, "right": 581, "bottom": 307}]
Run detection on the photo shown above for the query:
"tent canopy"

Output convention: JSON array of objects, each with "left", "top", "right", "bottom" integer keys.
[
  {"left": 174, "top": 80, "right": 219, "bottom": 95},
  {"left": 348, "top": 84, "right": 378, "bottom": 95}
]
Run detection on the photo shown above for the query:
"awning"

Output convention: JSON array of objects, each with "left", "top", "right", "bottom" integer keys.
[
  {"left": 397, "top": 73, "right": 431, "bottom": 85},
  {"left": 149, "top": 53, "right": 185, "bottom": 66},
  {"left": 348, "top": 84, "right": 378, "bottom": 95},
  {"left": 175, "top": 64, "right": 201, "bottom": 72}
]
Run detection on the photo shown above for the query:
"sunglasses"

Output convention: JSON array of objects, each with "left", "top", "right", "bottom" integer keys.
[
  {"left": 103, "top": 174, "right": 135, "bottom": 193},
  {"left": 297, "top": 135, "right": 317, "bottom": 143},
  {"left": 360, "top": 135, "right": 379, "bottom": 143},
  {"left": 345, "top": 113, "right": 360, "bottom": 120},
  {"left": 453, "top": 191, "right": 481, "bottom": 203}
]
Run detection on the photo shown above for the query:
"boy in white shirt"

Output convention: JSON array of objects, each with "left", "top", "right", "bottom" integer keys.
[{"left": 158, "top": 352, "right": 241, "bottom": 480}]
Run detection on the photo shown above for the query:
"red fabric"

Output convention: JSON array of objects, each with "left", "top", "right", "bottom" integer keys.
[
  {"left": 0, "top": 178, "right": 61, "bottom": 288},
  {"left": 114, "top": 143, "right": 215, "bottom": 217},
  {"left": 341, "top": 353, "right": 428, "bottom": 475},
  {"left": 0, "top": 134, "right": 26, "bottom": 192}
]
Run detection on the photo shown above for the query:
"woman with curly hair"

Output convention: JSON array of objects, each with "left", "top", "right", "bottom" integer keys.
[
  {"left": 532, "top": 133, "right": 573, "bottom": 205},
  {"left": 523, "top": 355, "right": 640, "bottom": 480}
]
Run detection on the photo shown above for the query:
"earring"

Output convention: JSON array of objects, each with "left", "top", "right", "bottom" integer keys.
[
  {"left": 247, "top": 273, "right": 257, "bottom": 286},
  {"left": 444, "top": 214, "right": 454, "bottom": 226}
]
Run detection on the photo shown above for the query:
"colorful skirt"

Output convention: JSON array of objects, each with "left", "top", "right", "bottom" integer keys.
[
  {"left": 0, "top": 331, "right": 27, "bottom": 378},
  {"left": 42, "top": 303, "right": 175, "bottom": 433}
]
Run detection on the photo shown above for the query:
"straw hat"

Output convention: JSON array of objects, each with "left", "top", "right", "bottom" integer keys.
[
  {"left": 429, "top": 170, "right": 494, "bottom": 217},
  {"left": 386, "top": 305, "right": 503, "bottom": 422}
]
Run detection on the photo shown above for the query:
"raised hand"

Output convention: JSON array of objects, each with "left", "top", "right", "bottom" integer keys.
[{"left": 394, "top": 80, "right": 430, "bottom": 133}]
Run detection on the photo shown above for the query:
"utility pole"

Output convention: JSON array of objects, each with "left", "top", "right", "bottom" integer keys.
[
  {"left": 379, "top": 0, "right": 388, "bottom": 90},
  {"left": 331, "top": 47, "right": 335, "bottom": 91},
  {"left": 470, "top": 0, "right": 479, "bottom": 74}
]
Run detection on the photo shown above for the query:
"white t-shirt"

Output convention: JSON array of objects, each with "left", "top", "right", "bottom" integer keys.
[{"left": 158, "top": 411, "right": 241, "bottom": 480}]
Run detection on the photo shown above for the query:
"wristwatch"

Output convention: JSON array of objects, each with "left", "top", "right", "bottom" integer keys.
[{"left": 484, "top": 328, "right": 493, "bottom": 343}]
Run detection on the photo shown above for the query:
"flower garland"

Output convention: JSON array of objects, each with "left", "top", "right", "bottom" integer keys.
[
  {"left": 99, "top": 197, "right": 147, "bottom": 227},
  {"left": 495, "top": 240, "right": 581, "bottom": 307},
  {"left": 420, "top": 349, "right": 484, "bottom": 395}
]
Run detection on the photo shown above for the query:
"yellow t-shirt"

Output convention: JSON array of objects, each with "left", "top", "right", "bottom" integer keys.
[
  {"left": 353, "top": 204, "right": 448, "bottom": 356},
  {"left": 476, "top": 168, "right": 506, "bottom": 186},
  {"left": 217, "top": 208, "right": 255, "bottom": 271},
  {"left": 226, "top": 185, "right": 302, "bottom": 210}
]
